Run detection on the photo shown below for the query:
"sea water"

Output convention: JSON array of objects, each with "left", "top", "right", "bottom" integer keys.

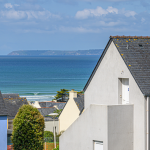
[{"left": 0, "top": 55, "right": 100, "bottom": 102}]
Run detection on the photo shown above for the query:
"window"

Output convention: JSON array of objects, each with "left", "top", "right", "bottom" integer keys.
[
  {"left": 118, "top": 78, "right": 129, "bottom": 104},
  {"left": 93, "top": 141, "right": 103, "bottom": 150},
  {"left": 122, "top": 78, "right": 129, "bottom": 104}
]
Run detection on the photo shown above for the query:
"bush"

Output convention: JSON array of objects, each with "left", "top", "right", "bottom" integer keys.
[
  {"left": 44, "top": 131, "right": 54, "bottom": 143},
  {"left": 53, "top": 145, "right": 59, "bottom": 150},
  {"left": 11, "top": 105, "right": 45, "bottom": 150},
  {"left": 44, "top": 131, "right": 54, "bottom": 137}
]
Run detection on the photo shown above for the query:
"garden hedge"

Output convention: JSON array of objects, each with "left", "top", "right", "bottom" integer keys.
[{"left": 11, "top": 104, "right": 45, "bottom": 150}]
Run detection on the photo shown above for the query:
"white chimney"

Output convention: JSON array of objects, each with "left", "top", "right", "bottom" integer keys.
[{"left": 69, "top": 89, "right": 77, "bottom": 100}]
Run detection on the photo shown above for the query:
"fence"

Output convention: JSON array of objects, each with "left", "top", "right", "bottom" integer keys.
[
  {"left": 44, "top": 137, "right": 59, "bottom": 150},
  {"left": 7, "top": 136, "right": 59, "bottom": 150}
]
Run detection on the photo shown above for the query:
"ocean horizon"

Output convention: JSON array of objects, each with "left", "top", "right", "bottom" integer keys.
[{"left": 0, "top": 55, "right": 100, "bottom": 101}]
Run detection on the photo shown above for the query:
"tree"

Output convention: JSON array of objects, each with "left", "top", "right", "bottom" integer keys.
[
  {"left": 77, "top": 90, "right": 84, "bottom": 95},
  {"left": 53, "top": 89, "right": 69, "bottom": 101},
  {"left": 12, "top": 105, "right": 45, "bottom": 150}
]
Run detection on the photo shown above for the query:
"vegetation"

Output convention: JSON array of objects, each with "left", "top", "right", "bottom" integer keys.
[
  {"left": 8, "top": 49, "right": 103, "bottom": 56},
  {"left": 77, "top": 90, "right": 84, "bottom": 94},
  {"left": 44, "top": 131, "right": 54, "bottom": 138},
  {"left": 44, "top": 131, "right": 54, "bottom": 143},
  {"left": 53, "top": 145, "right": 59, "bottom": 150},
  {"left": 53, "top": 89, "right": 69, "bottom": 101},
  {"left": 56, "top": 131, "right": 64, "bottom": 138},
  {"left": 12, "top": 105, "right": 45, "bottom": 150},
  {"left": 53, "top": 109, "right": 63, "bottom": 117}
]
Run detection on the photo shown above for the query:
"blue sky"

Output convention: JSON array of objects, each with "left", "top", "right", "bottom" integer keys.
[{"left": 0, "top": 0, "right": 149, "bottom": 55}]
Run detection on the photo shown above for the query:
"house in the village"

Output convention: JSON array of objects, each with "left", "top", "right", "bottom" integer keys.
[
  {"left": 3, "top": 94, "right": 28, "bottom": 131},
  {"left": 59, "top": 89, "right": 84, "bottom": 132},
  {"left": 37, "top": 106, "right": 60, "bottom": 133},
  {"left": 32, "top": 101, "right": 65, "bottom": 133},
  {"left": 33, "top": 90, "right": 84, "bottom": 134},
  {"left": 2, "top": 93, "right": 28, "bottom": 146},
  {"left": 0, "top": 92, "right": 8, "bottom": 150},
  {"left": 60, "top": 36, "right": 150, "bottom": 150}
]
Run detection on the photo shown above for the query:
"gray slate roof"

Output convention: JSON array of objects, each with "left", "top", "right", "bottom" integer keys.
[
  {"left": 38, "top": 107, "right": 57, "bottom": 117},
  {"left": 0, "top": 92, "right": 8, "bottom": 116},
  {"left": 2, "top": 94, "right": 28, "bottom": 119},
  {"left": 83, "top": 36, "right": 150, "bottom": 96},
  {"left": 74, "top": 94, "right": 84, "bottom": 113},
  {"left": 39, "top": 102, "right": 66, "bottom": 110},
  {"left": 2, "top": 94, "right": 19, "bottom": 99}
]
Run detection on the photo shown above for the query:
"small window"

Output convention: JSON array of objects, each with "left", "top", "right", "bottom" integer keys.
[
  {"left": 93, "top": 141, "right": 103, "bottom": 150},
  {"left": 122, "top": 78, "right": 129, "bottom": 104},
  {"left": 139, "top": 44, "right": 143, "bottom": 47},
  {"left": 118, "top": 78, "right": 129, "bottom": 104}
]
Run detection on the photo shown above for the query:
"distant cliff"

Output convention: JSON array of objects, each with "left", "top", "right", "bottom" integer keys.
[{"left": 8, "top": 49, "right": 103, "bottom": 56}]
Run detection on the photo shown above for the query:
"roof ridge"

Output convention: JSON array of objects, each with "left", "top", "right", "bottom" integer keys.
[{"left": 110, "top": 35, "right": 150, "bottom": 39}]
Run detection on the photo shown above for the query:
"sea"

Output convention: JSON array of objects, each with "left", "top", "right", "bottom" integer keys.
[{"left": 0, "top": 55, "right": 100, "bottom": 102}]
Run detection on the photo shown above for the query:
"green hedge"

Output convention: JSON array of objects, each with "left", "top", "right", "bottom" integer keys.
[{"left": 11, "top": 105, "right": 45, "bottom": 150}]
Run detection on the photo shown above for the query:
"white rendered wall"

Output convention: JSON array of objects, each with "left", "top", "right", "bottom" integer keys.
[
  {"left": 85, "top": 41, "right": 146, "bottom": 150},
  {"left": 45, "top": 120, "right": 59, "bottom": 134},
  {"left": 59, "top": 90, "right": 80, "bottom": 132},
  {"left": 60, "top": 104, "right": 133, "bottom": 150},
  {"left": 60, "top": 104, "right": 108, "bottom": 150}
]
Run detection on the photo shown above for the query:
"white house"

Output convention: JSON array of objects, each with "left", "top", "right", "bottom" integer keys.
[
  {"left": 60, "top": 36, "right": 150, "bottom": 150},
  {"left": 59, "top": 89, "right": 84, "bottom": 132}
]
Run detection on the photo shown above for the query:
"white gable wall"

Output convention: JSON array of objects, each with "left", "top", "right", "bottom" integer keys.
[
  {"left": 59, "top": 90, "right": 80, "bottom": 132},
  {"left": 85, "top": 41, "right": 146, "bottom": 150}
]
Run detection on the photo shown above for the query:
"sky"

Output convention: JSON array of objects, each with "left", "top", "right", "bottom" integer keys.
[{"left": 0, "top": 0, "right": 150, "bottom": 55}]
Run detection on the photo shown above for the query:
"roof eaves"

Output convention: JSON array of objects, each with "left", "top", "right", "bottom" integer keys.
[{"left": 83, "top": 38, "right": 113, "bottom": 92}]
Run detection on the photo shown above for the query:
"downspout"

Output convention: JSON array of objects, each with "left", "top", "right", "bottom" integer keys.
[{"left": 147, "top": 97, "right": 149, "bottom": 150}]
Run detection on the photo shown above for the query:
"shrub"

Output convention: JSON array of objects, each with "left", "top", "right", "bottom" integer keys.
[
  {"left": 11, "top": 105, "right": 45, "bottom": 150},
  {"left": 44, "top": 131, "right": 54, "bottom": 143},
  {"left": 53, "top": 145, "right": 59, "bottom": 150},
  {"left": 44, "top": 131, "right": 54, "bottom": 137}
]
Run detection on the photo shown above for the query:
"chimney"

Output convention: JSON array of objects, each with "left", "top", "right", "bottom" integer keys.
[
  {"left": 69, "top": 89, "right": 77, "bottom": 100},
  {"left": 33, "top": 101, "right": 41, "bottom": 108}
]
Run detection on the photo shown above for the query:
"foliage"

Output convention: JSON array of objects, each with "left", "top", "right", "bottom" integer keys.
[
  {"left": 11, "top": 105, "right": 45, "bottom": 150},
  {"left": 44, "top": 131, "right": 54, "bottom": 138},
  {"left": 53, "top": 145, "right": 59, "bottom": 150},
  {"left": 53, "top": 109, "right": 63, "bottom": 117},
  {"left": 44, "top": 131, "right": 54, "bottom": 143},
  {"left": 56, "top": 131, "right": 65, "bottom": 138},
  {"left": 53, "top": 89, "right": 69, "bottom": 101},
  {"left": 77, "top": 90, "right": 84, "bottom": 94}
]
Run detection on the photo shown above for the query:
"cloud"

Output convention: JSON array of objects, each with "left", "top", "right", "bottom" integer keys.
[
  {"left": 4, "top": 3, "right": 13, "bottom": 9},
  {"left": 59, "top": 26, "right": 101, "bottom": 33},
  {"left": 141, "top": 17, "right": 145, "bottom": 23},
  {"left": 1, "top": 3, "right": 61, "bottom": 20},
  {"left": 98, "top": 21, "right": 122, "bottom": 26},
  {"left": 1, "top": 10, "right": 26, "bottom": 19},
  {"left": 75, "top": 6, "right": 118, "bottom": 19},
  {"left": 0, "top": 10, "right": 61, "bottom": 20},
  {"left": 123, "top": 10, "right": 136, "bottom": 17},
  {"left": 76, "top": 6, "right": 136, "bottom": 19}
]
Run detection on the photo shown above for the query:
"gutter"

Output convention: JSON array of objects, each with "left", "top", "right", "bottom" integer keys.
[{"left": 146, "top": 96, "right": 150, "bottom": 150}]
